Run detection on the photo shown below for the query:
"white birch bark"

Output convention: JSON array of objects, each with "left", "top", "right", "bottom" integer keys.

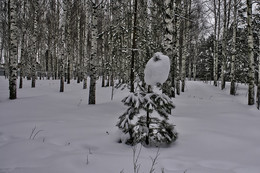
[
  {"left": 162, "top": 0, "right": 174, "bottom": 96},
  {"left": 31, "top": 1, "right": 38, "bottom": 88},
  {"left": 221, "top": 0, "right": 227, "bottom": 90},
  {"left": 59, "top": 0, "right": 66, "bottom": 92},
  {"left": 175, "top": 0, "right": 181, "bottom": 95},
  {"left": 247, "top": 0, "right": 255, "bottom": 105},
  {"left": 193, "top": 39, "right": 198, "bottom": 81},
  {"left": 213, "top": 0, "right": 218, "bottom": 86},
  {"left": 88, "top": 2, "right": 98, "bottom": 104},
  {"left": 257, "top": 41, "right": 260, "bottom": 109},
  {"left": 181, "top": 0, "right": 190, "bottom": 92},
  {"left": 8, "top": 0, "right": 18, "bottom": 99},
  {"left": 230, "top": 0, "right": 237, "bottom": 95}
]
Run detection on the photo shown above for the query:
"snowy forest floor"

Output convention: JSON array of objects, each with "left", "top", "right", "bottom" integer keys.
[{"left": 0, "top": 76, "right": 260, "bottom": 173}]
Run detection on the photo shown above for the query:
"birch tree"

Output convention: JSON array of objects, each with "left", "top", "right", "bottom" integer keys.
[
  {"left": 213, "top": 0, "right": 218, "bottom": 86},
  {"left": 89, "top": 0, "right": 99, "bottom": 104},
  {"left": 8, "top": 0, "right": 18, "bottom": 99},
  {"left": 181, "top": 0, "right": 191, "bottom": 92},
  {"left": 256, "top": 5, "right": 260, "bottom": 109},
  {"left": 60, "top": 0, "right": 66, "bottom": 92},
  {"left": 130, "top": 0, "right": 138, "bottom": 93},
  {"left": 220, "top": 0, "right": 227, "bottom": 90},
  {"left": 30, "top": 1, "right": 39, "bottom": 88},
  {"left": 247, "top": 0, "right": 255, "bottom": 105},
  {"left": 175, "top": 0, "right": 182, "bottom": 95},
  {"left": 162, "top": 0, "right": 174, "bottom": 96},
  {"left": 230, "top": 0, "right": 238, "bottom": 95},
  {"left": 18, "top": 0, "right": 27, "bottom": 89}
]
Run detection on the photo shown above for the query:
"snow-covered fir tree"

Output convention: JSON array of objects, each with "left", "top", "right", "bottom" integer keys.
[{"left": 117, "top": 53, "right": 178, "bottom": 146}]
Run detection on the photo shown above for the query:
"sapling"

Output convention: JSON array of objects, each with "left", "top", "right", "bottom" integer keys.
[{"left": 117, "top": 52, "right": 177, "bottom": 146}]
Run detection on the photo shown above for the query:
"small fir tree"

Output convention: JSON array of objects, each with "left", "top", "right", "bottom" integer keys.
[
  {"left": 117, "top": 52, "right": 178, "bottom": 146},
  {"left": 117, "top": 84, "right": 177, "bottom": 146}
]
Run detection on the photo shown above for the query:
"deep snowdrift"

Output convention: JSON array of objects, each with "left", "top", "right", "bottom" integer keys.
[{"left": 0, "top": 77, "right": 260, "bottom": 173}]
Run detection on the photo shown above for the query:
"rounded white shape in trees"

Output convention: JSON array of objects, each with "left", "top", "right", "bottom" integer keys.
[{"left": 144, "top": 52, "right": 170, "bottom": 86}]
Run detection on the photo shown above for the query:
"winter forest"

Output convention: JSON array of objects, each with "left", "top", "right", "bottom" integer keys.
[{"left": 0, "top": 0, "right": 260, "bottom": 172}]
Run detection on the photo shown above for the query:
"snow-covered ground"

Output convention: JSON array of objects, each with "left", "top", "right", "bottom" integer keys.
[{"left": 0, "top": 77, "right": 260, "bottom": 173}]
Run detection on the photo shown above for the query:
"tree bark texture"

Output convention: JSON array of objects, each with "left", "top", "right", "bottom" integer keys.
[
  {"left": 88, "top": 3, "right": 98, "bottom": 104},
  {"left": 247, "top": 0, "right": 255, "bottom": 105},
  {"left": 181, "top": 0, "right": 190, "bottom": 92},
  {"left": 221, "top": 0, "right": 227, "bottom": 90},
  {"left": 175, "top": 0, "right": 181, "bottom": 95},
  {"left": 130, "top": 0, "right": 138, "bottom": 93},
  {"left": 162, "top": 0, "right": 174, "bottom": 96},
  {"left": 230, "top": 0, "right": 237, "bottom": 95},
  {"left": 8, "top": 0, "right": 18, "bottom": 99}
]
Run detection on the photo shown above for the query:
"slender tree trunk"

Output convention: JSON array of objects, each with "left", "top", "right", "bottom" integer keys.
[
  {"left": 230, "top": 0, "right": 237, "bottom": 95},
  {"left": 181, "top": 0, "right": 190, "bottom": 92},
  {"left": 19, "top": 34, "right": 25, "bottom": 89},
  {"left": 188, "top": 53, "right": 192, "bottom": 80},
  {"left": 162, "top": 0, "right": 174, "bottom": 96},
  {"left": 67, "top": 59, "right": 70, "bottom": 84},
  {"left": 60, "top": 59, "right": 64, "bottom": 92},
  {"left": 247, "top": 0, "right": 255, "bottom": 105},
  {"left": 60, "top": 0, "right": 66, "bottom": 92},
  {"left": 171, "top": 0, "right": 176, "bottom": 98},
  {"left": 221, "top": 0, "right": 227, "bottom": 90},
  {"left": 175, "top": 0, "right": 181, "bottom": 95},
  {"left": 8, "top": 0, "right": 18, "bottom": 99},
  {"left": 193, "top": 39, "right": 198, "bottom": 81},
  {"left": 130, "top": 0, "right": 137, "bottom": 93},
  {"left": 213, "top": 0, "right": 218, "bottom": 86},
  {"left": 88, "top": 3, "right": 98, "bottom": 104},
  {"left": 31, "top": 1, "right": 38, "bottom": 88},
  {"left": 215, "top": 0, "right": 221, "bottom": 85},
  {"left": 257, "top": 7, "right": 260, "bottom": 109},
  {"left": 257, "top": 42, "right": 260, "bottom": 109},
  {"left": 78, "top": 6, "right": 85, "bottom": 84}
]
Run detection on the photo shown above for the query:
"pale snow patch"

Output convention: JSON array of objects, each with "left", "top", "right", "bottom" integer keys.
[{"left": 144, "top": 52, "right": 170, "bottom": 86}]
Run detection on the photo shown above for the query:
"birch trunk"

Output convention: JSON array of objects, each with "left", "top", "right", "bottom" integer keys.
[
  {"left": 247, "top": 0, "right": 255, "bottom": 105},
  {"left": 193, "top": 39, "right": 198, "bottom": 81},
  {"left": 213, "top": 0, "right": 218, "bottom": 86},
  {"left": 60, "top": 0, "right": 66, "bottom": 92},
  {"left": 60, "top": 58, "right": 64, "bottom": 92},
  {"left": 257, "top": 44, "right": 260, "bottom": 109},
  {"left": 188, "top": 53, "right": 192, "bottom": 80},
  {"left": 181, "top": 0, "right": 190, "bottom": 92},
  {"left": 175, "top": 0, "right": 181, "bottom": 95},
  {"left": 130, "top": 0, "right": 138, "bottom": 93},
  {"left": 88, "top": 3, "right": 98, "bottom": 104},
  {"left": 221, "top": 0, "right": 227, "bottom": 90},
  {"left": 257, "top": 42, "right": 260, "bottom": 109},
  {"left": 162, "top": 0, "right": 174, "bottom": 96},
  {"left": 8, "top": 0, "right": 18, "bottom": 99},
  {"left": 230, "top": 0, "right": 237, "bottom": 95},
  {"left": 31, "top": 1, "right": 39, "bottom": 88},
  {"left": 19, "top": 32, "right": 25, "bottom": 89}
]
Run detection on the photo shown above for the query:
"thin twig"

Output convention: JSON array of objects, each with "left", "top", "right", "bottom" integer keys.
[
  {"left": 29, "top": 126, "right": 37, "bottom": 139},
  {"left": 32, "top": 130, "right": 43, "bottom": 140},
  {"left": 133, "top": 145, "right": 142, "bottom": 173},
  {"left": 149, "top": 148, "right": 160, "bottom": 173}
]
